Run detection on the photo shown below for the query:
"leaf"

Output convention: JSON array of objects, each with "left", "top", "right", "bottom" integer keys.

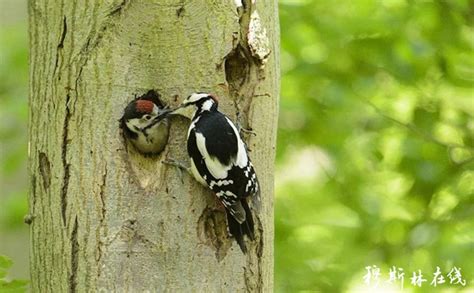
[
  {"left": 0, "top": 256, "right": 12, "bottom": 270},
  {"left": 0, "top": 256, "right": 13, "bottom": 279},
  {"left": 0, "top": 279, "right": 29, "bottom": 293}
]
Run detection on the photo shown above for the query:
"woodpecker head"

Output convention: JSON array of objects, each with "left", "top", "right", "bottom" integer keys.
[
  {"left": 179, "top": 92, "right": 219, "bottom": 111},
  {"left": 180, "top": 93, "right": 219, "bottom": 107},
  {"left": 122, "top": 99, "right": 162, "bottom": 130},
  {"left": 143, "top": 92, "right": 219, "bottom": 123},
  {"left": 120, "top": 92, "right": 171, "bottom": 155}
]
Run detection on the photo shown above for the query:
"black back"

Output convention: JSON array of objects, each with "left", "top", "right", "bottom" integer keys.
[
  {"left": 194, "top": 110, "right": 238, "bottom": 166},
  {"left": 187, "top": 109, "right": 256, "bottom": 198}
]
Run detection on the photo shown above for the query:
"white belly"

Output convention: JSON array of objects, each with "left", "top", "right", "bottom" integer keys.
[{"left": 190, "top": 159, "right": 207, "bottom": 186}]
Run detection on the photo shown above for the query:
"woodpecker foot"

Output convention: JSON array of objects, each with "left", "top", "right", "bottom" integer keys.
[
  {"left": 163, "top": 158, "right": 190, "bottom": 183},
  {"left": 239, "top": 127, "right": 257, "bottom": 136},
  {"left": 236, "top": 112, "right": 256, "bottom": 136}
]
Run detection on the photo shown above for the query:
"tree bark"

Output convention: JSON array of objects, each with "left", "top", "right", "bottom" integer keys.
[{"left": 28, "top": 0, "right": 279, "bottom": 292}]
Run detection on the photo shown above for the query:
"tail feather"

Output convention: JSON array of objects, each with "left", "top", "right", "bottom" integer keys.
[
  {"left": 242, "top": 199, "right": 255, "bottom": 240},
  {"left": 226, "top": 199, "right": 254, "bottom": 253}
]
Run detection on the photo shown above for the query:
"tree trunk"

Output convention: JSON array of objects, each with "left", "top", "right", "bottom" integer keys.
[{"left": 28, "top": 0, "right": 279, "bottom": 291}]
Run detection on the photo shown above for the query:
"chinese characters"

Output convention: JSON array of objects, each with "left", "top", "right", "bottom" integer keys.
[{"left": 363, "top": 265, "right": 467, "bottom": 289}]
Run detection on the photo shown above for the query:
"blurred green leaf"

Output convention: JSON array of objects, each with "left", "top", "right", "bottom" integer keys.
[
  {"left": 0, "top": 256, "right": 13, "bottom": 278},
  {"left": 0, "top": 255, "right": 27, "bottom": 292},
  {"left": 0, "top": 279, "right": 28, "bottom": 293},
  {"left": 276, "top": 0, "right": 474, "bottom": 291}
]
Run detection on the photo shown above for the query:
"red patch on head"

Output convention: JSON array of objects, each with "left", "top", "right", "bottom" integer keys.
[
  {"left": 135, "top": 100, "right": 155, "bottom": 113},
  {"left": 209, "top": 93, "right": 219, "bottom": 104}
]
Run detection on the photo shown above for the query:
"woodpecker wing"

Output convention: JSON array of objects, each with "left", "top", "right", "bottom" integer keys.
[
  {"left": 188, "top": 111, "right": 251, "bottom": 181},
  {"left": 186, "top": 109, "right": 258, "bottom": 252},
  {"left": 195, "top": 112, "right": 238, "bottom": 174},
  {"left": 187, "top": 111, "right": 258, "bottom": 206}
]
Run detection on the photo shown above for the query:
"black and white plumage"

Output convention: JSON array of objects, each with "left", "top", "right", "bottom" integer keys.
[{"left": 177, "top": 93, "right": 259, "bottom": 253}]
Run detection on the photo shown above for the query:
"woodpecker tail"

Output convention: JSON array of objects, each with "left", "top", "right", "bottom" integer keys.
[{"left": 226, "top": 199, "right": 255, "bottom": 253}]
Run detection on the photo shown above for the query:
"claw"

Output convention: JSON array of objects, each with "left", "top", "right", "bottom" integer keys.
[
  {"left": 163, "top": 158, "right": 190, "bottom": 183},
  {"left": 163, "top": 158, "right": 189, "bottom": 170},
  {"left": 239, "top": 127, "right": 257, "bottom": 136},
  {"left": 236, "top": 111, "right": 257, "bottom": 136}
]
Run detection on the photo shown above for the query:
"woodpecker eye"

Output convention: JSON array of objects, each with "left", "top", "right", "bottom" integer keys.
[{"left": 144, "top": 115, "right": 152, "bottom": 120}]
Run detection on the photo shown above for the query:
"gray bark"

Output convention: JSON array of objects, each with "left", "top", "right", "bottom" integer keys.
[{"left": 28, "top": 0, "right": 279, "bottom": 291}]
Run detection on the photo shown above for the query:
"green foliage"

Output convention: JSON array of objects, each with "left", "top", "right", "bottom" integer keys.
[
  {"left": 0, "top": 22, "right": 29, "bottom": 232},
  {"left": 0, "top": 13, "right": 29, "bottom": 282},
  {"left": 0, "top": 256, "right": 27, "bottom": 293},
  {"left": 277, "top": 0, "right": 473, "bottom": 291}
]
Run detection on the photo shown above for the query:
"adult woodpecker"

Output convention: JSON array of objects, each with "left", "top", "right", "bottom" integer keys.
[
  {"left": 166, "top": 93, "right": 260, "bottom": 253},
  {"left": 120, "top": 90, "right": 171, "bottom": 155}
]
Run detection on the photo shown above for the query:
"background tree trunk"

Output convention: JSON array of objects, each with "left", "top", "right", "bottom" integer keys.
[{"left": 28, "top": 0, "right": 279, "bottom": 291}]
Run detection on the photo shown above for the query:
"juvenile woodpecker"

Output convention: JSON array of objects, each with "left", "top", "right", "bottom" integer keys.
[
  {"left": 120, "top": 91, "right": 172, "bottom": 155},
  {"left": 169, "top": 92, "right": 260, "bottom": 253}
]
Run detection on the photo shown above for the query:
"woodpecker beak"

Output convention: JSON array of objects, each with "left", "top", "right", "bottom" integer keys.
[
  {"left": 171, "top": 104, "right": 187, "bottom": 111},
  {"left": 143, "top": 108, "right": 173, "bottom": 130},
  {"left": 162, "top": 107, "right": 176, "bottom": 115},
  {"left": 169, "top": 103, "right": 194, "bottom": 119},
  {"left": 145, "top": 103, "right": 192, "bottom": 128}
]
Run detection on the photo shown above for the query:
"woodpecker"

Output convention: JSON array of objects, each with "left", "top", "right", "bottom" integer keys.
[
  {"left": 120, "top": 91, "right": 172, "bottom": 155},
  {"left": 169, "top": 92, "right": 260, "bottom": 253}
]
